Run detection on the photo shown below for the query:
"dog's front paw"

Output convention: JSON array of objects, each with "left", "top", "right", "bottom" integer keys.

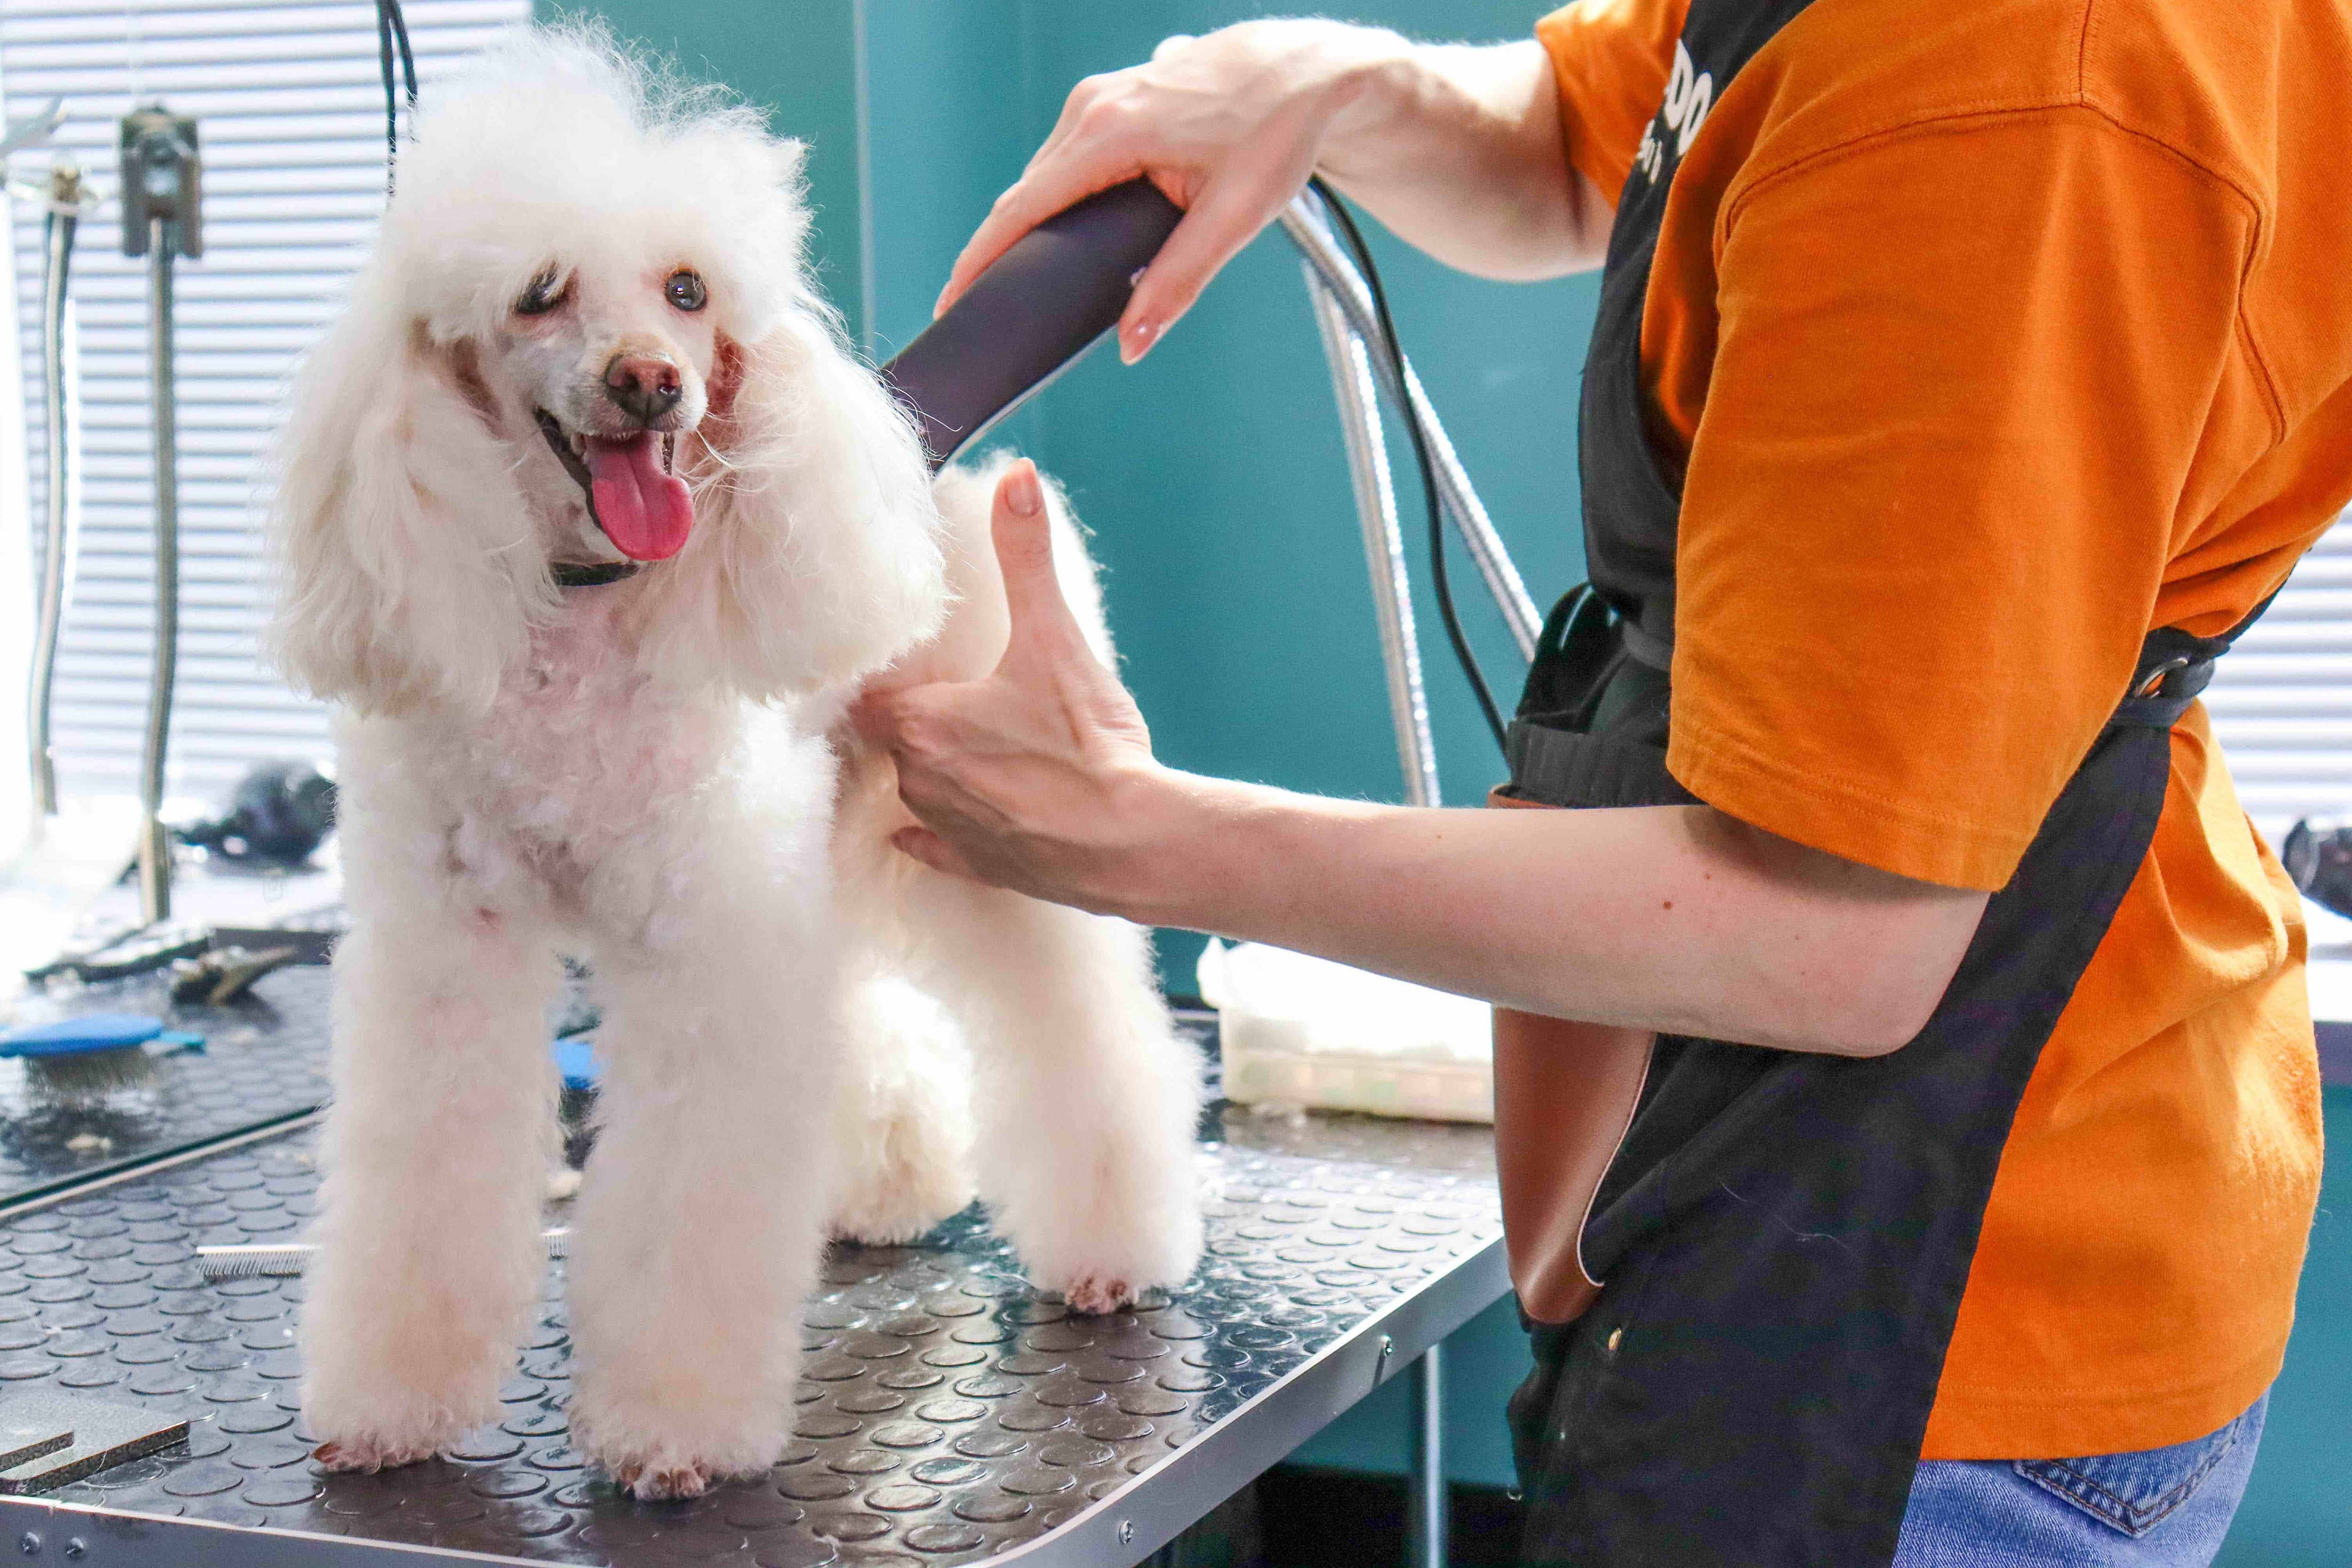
[
  {"left": 569, "top": 1389, "right": 783, "bottom": 1506},
  {"left": 612, "top": 1457, "right": 715, "bottom": 1501},
  {"left": 577, "top": 1433, "right": 759, "bottom": 1503},
  {"left": 302, "top": 1388, "right": 479, "bottom": 1478},
  {"left": 311, "top": 1435, "right": 443, "bottom": 1473},
  {"left": 1061, "top": 1274, "right": 1141, "bottom": 1316}
]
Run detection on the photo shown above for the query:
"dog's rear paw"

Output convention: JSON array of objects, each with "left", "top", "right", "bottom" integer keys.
[
  {"left": 612, "top": 1458, "right": 714, "bottom": 1501},
  {"left": 313, "top": 1437, "right": 439, "bottom": 1472},
  {"left": 828, "top": 979, "right": 975, "bottom": 1244},
  {"left": 1017, "top": 1191, "right": 1203, "bottom": 1316}
]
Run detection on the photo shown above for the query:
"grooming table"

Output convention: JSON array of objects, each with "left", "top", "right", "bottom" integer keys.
[{"left": 0, "top": 1002, "right": 1506, "bottom": 1568}]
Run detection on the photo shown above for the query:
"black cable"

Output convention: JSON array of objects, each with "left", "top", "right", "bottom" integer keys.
[
  {"left": 1306, "top": 176, "right": 1510, "bottom": 759},
  {"left": 375, "top": 0, "right": 418, "bottom": 197}
]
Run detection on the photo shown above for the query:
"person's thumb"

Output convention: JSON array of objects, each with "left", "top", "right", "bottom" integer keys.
[
  {"left": 991, "top": 460, "right": 1091, "bottom": 669},
  {"left": 890, "top": 825, "right": 977, "bottom": 882}
]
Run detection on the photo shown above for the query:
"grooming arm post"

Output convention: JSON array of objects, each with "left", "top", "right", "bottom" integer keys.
[
  {"left": 1304, "top": 270, "right": 1441, "bottom": 808},
  {"left": 27, "top": 169, "right": 83, "bottom": 819},
  {"left": 121, "top": 108, "right": 201, "bottom": 925},
  {"left": 137, "top": 222, "right": 178, "bottom": 921},
  {"left": 1279, "top": 197, "right": 1542, "bottom": 662}
]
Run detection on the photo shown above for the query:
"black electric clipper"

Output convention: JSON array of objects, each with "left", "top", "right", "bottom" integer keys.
[{"left": 880, "top": 179, "right": 1183, "bottom": 472}]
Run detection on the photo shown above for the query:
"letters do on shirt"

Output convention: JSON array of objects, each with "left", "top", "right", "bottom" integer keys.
[{"left": 1637, "top": 40, "right": 1716, "bottom": 183}]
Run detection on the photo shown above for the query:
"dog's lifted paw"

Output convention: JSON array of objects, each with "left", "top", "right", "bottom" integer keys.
[
  {"left": 312, "top": 1437, "right": 439, "bottom": 1473},
  {"left": 612, "top": 1457, "right": 715, "bottom": 1501},
  {"left": 1061, "top": 1274, "right": 1139, "bottom": 1316}
]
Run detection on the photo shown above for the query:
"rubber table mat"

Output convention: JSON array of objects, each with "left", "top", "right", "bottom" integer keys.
[
  {"left": 0, "top": 1106, "right": 1500, "bottom": 1565},
  {"left": 0, "top": 966, "right": 331, "bottom": 1210}
]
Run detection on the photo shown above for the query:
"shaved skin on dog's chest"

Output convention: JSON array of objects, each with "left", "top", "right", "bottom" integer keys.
[{"left": 437, "top": 597, "right": 733, "bottom": 870}]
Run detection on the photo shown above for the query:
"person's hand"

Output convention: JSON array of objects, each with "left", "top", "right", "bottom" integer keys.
[
  {"left": 936, "top": 21, "right": 1406, "bottom": 364},
  {"left": 850, "top": 461, "right": 1169, "bottom": 912}
]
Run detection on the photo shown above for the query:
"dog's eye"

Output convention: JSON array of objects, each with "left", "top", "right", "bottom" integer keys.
[
  {"left": 515, "top": 268, "right": 569, "bottom": 317},
  {"left": 665, "top": 270, "right": 708, "bottom": 312}
]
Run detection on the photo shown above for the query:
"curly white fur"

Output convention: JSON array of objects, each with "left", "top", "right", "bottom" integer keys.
[{"left": 274, "top": 26, "right": 1202, "bottom": 1503}]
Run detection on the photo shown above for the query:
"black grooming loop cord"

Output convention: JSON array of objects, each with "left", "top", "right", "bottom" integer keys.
[
  {"left": 375, "top": 0, "right": 418, "bottom": 196},
  {"left": 1306, "top": 177, "right": 1510, "bottom": 760}
]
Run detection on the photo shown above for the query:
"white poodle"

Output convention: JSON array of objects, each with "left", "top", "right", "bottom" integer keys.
[{"left": 269, "top": 28, "right": 1202, "bottom": 1500}]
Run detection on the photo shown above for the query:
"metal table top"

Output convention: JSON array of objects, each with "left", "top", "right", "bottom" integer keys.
[{"left": 0, "top": 1099, "right": 1504, "bottom": 1567}]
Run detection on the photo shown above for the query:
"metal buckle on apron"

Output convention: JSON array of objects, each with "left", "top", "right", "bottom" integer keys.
[{"left": 2132, "top": 656, "right": 2192, "bottom": 698}]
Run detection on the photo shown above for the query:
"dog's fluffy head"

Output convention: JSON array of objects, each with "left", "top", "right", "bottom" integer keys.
[{"left": 269, "top": 25, "right": 944, "bottom": 716}]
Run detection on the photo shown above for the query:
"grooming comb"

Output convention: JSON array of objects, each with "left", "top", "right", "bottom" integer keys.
[{"left": 197, "top": 1227, "right": 572, "bottom": 1283}]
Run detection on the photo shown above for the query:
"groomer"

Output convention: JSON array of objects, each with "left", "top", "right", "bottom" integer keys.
[{"left": 858, "top": 5, "right": 2343, "bottom": 1563}]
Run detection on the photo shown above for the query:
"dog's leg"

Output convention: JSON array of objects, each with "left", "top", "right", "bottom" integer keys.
[
  {"left": 302, "top": 844, "right": 559, "bottom": 1471},
  {"left": 564, "top": 812, "right": 835, "bottom": 1502},
  {"left": 826, "top": 974, "right": 976, "bottom": 1244},
  {"left": 902, "top": 875, "right": 1203, "bottom": 1313}
]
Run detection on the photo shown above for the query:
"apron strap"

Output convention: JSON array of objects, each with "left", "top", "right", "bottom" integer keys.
[{"left": 1509, "top": 588, "right": 2275, "bottom": 803}]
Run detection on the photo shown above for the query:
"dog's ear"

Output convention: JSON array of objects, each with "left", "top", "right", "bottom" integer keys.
[
  {"left": 267, "top": 271, "right": 550, "bottom": 717},
  {"left": 632, "top": 302, "right": 947, "bottom": 700}
]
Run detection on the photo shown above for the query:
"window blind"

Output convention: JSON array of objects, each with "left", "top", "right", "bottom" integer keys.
[
  {"left": 4, "top": 0, "right": 526, "bottom": 802},
  {"left": 2204, "top": 514, "right": 2352, "bottom": 842}
]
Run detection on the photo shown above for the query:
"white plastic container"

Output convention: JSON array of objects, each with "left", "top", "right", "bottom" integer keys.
[{"left": 1196, "top": 939, "right": 1493, "bottom": 1123}]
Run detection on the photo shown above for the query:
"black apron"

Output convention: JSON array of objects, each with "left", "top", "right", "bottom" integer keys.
[{"left": 1499, "top": 1, "right": 2270, "bottom": 1562}]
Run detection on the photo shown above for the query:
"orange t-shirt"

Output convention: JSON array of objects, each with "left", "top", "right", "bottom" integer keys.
[{"left": 1537, "top": 0, "right": 2340, "bottom": 1457}]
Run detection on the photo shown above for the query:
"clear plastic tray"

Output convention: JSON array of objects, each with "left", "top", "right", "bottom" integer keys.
[{"left": 1196, "top": 940, "right": 1493, "bottom": 1124}]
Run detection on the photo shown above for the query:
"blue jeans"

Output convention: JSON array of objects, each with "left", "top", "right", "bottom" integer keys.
[{"left": 1894, "top": 1393, "right": 2268, "bottom": 1566}]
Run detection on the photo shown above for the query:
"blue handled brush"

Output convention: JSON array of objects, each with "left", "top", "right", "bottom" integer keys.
[{"left": 0, "top": 1013, "right": 203, "bottom": 1106}]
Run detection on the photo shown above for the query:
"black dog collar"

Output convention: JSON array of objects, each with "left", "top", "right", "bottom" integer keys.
[{"left": 550, "top": 559, "right": 643, "bottom": 589}]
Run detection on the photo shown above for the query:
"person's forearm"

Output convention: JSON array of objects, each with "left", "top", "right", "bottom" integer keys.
[
  {"left": 1091, "top": 772, "right": 1985, "bottom": 1056},
  {"left": 858, "top": 464, "right": 1984, "bottom": 1058},
  {"left": 1317, "top": 35, "right": 1608, "bottom": 279}
]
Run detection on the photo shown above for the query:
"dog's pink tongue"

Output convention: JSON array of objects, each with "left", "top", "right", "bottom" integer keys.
[{"left": 584, "top": 435, "right": 692, "bottom": 561}]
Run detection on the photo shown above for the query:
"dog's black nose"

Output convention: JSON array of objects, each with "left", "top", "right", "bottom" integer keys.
[{"left": 604, "top": 353, "right": 682, "bottom": 425}]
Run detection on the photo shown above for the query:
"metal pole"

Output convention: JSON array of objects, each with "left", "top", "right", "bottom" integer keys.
[
  {"left": 136, "top": 216, "right": 179, "bottom": 923},
  {"left": 27, "top": 192, "right": 79, "bottom": 818},
  {"left": 1304, "top": 270, "right": 1441, "bottom": 808},
  {"left": 121, "top": 105, "right": 199, "bottom": 925},
  {"left": 1407, "top": 1344, "right": 1447, "bottom": 1568},
  {"left": 1279, "top": 199, "right": 1543, "bottom": 661}
]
